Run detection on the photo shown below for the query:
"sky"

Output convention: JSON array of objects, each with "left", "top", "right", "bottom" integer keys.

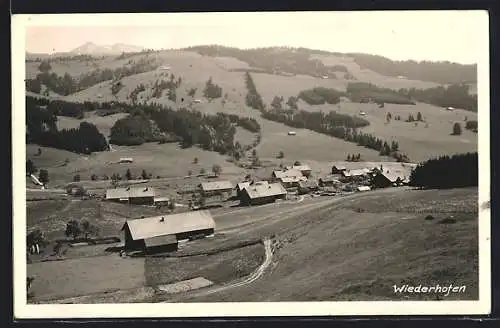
[{"left": 22, "top": 11, "right": 488, "bottom": 64}]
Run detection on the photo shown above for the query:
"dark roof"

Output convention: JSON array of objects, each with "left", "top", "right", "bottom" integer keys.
[{"left": 144, "top": 235, "right": 177, "bottom": 247}]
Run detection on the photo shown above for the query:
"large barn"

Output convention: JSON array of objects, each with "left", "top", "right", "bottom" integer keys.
[
  {"left": 372, "top": 171, "right": 410, "bottom": 188},
  {"left": 239, "top": 183, "right": 287, "bottom": 206},
  {"left": 105, "top": 186, "right": 156, "bottom": 205},
  {"left": 120, "top": 210, "right": 216, "bottom": 254}
]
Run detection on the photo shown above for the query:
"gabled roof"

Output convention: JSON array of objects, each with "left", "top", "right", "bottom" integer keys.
[
  {"left": 357, "top": 186, "right": 371, "bottom": 192},
  {"left": 242, "top": 183, "right": 287, "bottom": 199},
  {"left": 122, "top": 210, "right": 215, "bottom": 241},
  {"left": 273, "top": 169, "right": 304, "bottom": 179},
  {"left": 106, "top": 186, "right": 156, "bottom": 200},
  {"left": 292, "top": 165, "right": 312, "bottom": 172},
  {"left": 279, "top": 176, "right": 307, "bottom": 183},
  {"left": 237, "top": 181, "right": 268, "bottom": 191},
  {"left": 236, "top": 181, "right": 251, "bottom": 191},
  {"left": 200, "top": 180, "right": 234, "bottom": 191},
  {"left": 342, "top": 169, "right": 368, "bottom": 177},
  {"left": 319, "top": 175, "right": 339, "bottom": 183},
  {"left": 379, "top": 170, "right": 409, "bottom": 183}
]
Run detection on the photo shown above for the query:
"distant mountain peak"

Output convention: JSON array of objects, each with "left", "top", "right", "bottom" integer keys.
[{"left": 70, "top": 42, "right": 145, "bottom": 55}]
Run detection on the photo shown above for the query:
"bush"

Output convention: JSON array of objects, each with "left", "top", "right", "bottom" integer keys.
[
  {"left": 424, "top": 215, "right": 435, "bottom": 220},
  {"left": 452, "top": 122, "right": 462, "bottom": 135}
]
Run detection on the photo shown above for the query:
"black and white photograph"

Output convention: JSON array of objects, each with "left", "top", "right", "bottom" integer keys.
[{"left": 12, "top": 10, "right": 490, "bottom": 318}]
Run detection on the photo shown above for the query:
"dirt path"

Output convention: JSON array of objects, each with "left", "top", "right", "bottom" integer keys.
[{"left": 165, "top": 238, "right": 273, "bottom": 302}]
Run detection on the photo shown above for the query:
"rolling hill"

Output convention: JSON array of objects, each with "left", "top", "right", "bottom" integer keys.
[{"left": 25, "top": 45, "right": 478, "bottom": 184}]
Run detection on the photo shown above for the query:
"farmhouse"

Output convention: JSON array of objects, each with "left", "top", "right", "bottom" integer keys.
[
  {"left": 341, "top": 169, "right": 370, "bottom": 182},
  {"left": 120, "top": 210, "right": 215, "bottom": 254},
  {"left": 272, "top": 169, "right": 304, "bottom": 180},
  {"left": 291, "top": 164, "right": 312, "bottom": 177},
  {"left": 372, "top": 171, "right": 410, "bottom": 188},
  {"left": 318, "top": 175, "right": 339, "bottom": 187},
  {"left": 239, "top": 183, "right": 287, "bottom": 206},
  {"left": 199, "top": 180, "right": 234, "bottom": 197},
  {"left": 279, "top": 176, "right": 307, "bottom": 189},
  {"left": 119, "top": 157, "right": 134, "bottom": 163},
  {"left": 105, "top": 186, "right": 156, "bottom": 205},
  {"left": 298, "top": 180, "right": 319, "bottom": 194},
  {"left": 331, "top": 165, "right": 347, "bottom": 174},
  {"left": 236, "top": 180, "right": 268, "bottom": 197}
]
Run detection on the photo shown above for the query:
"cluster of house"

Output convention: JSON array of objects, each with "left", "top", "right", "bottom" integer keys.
[
  {"left": 104, "top": 163, "right": 412, "bottom": 209},
  {"left": 106, "top": 163, "right": 412, "bottom": 256},
  {"left": 330, "top": 164, "right": 411, "bottom": 190}
]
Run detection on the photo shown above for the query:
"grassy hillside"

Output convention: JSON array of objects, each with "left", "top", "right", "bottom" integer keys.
[{"left": 25, "top": 47, "right": 478, "bottom": 184}]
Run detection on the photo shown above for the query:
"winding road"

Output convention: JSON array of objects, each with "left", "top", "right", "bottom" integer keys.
[{"left": 165, "top": 238, "right": 273, "bottom": 302}]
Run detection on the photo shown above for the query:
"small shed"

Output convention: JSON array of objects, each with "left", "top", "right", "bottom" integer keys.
[
  {"left": 357, "top": 186, "right": 371, "bottom": 192},
  {"left": 119, "top": 157, "right": 134, "bottom": 163}
]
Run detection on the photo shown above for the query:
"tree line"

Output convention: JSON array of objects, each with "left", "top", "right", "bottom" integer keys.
[
  {"left": 203, "top": 77, "right": 223, "bottom": 101},
  {"left": 109, "top": 110, "right": 168, "bottom": 146},
  {"left": 143, "top": 105, "right": 236, "bottom": 154},
  {"left": 184, "top": 45, "right": 351, "bottom": 79},
  {"left": 297, "top": 87, "right": 344, "bottom": 105},
  {"left": 27, "top": 97, "right": 109, "bottom": 154},
  {"left": 345, "top": 82, "right": 476, "bottom": 111},
  {"left": 107, "top": 102, "right": 260, "bottom": 155},
  {"left": 244, "top": 72, "right": 265, "bottom": 111},
  {"left": 26, "top": 57, "right": 159, "bottom": 96},
  {"left": 346, "top": 82, "right": 416, "bottom": 105},
  {"left": 409, "top": 152, "right": 478, "bottom": 188},
  {"left": 400, "top": 84, "right": 477, "bottom": 112},
  {"left": 348, "top": 53, "right": 476, "bottom": 84}
]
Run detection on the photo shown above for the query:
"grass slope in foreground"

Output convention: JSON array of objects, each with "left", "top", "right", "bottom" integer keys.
[{"left": 187, "top": 187, "right": 478, "bottom": 302}]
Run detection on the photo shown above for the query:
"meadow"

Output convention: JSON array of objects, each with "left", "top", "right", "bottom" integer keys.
[
  {"left": 187, "top": 187, "right": 478, "bottom": 302},
  {"left": 25, "top": 49, "right": 478, "bottom": 181}
]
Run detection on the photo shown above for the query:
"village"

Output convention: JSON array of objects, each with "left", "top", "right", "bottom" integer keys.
[{"left": 34, "top": 160, "right": 415, "bottom": 257}]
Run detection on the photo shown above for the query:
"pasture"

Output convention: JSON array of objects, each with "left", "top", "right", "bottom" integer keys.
[
  {"left": 26, "top": 143, "right": 246, "bottom": 186},
  {"left": 295, "top": 100, "right": 478, "bottom": 162},
  {"left": 186, "top": 187, "right": 478, "bottom": 302},
  {"left": 309, "top": 53, "right": 440, "bottom": 90},
  {"left": 26, "top": 49, "right": 477, "bottom": 173}
]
